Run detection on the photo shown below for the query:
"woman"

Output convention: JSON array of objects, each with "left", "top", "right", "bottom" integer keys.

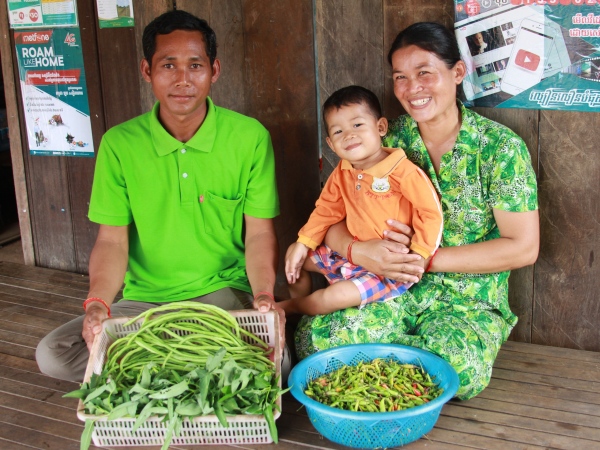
[{"left": 293, "top": 22, "right": 539, "bottom": 400}]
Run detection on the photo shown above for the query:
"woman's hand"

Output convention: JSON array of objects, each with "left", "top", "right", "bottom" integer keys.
[
  {"left": 353, "top": 239, "right": 424, "bottom": 283},
  {"left": 382, "top": 219, "right": 414, "bottom": 248},
  {"left": 353, "top": 219, "right": 424, "bottom": 283},
  {"left": 325, "top": 219, "right": 424, "bottom": 282}
]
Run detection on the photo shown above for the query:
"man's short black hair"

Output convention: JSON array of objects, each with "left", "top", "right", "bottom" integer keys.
[
  {"left": 142, "top": 9, "right": 217, "bottom": 66},
  {"left": 322, "top": 85, "right": 383, "bottom": 129}
]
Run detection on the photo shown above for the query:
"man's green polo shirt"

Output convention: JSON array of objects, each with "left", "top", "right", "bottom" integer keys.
[{"left": 88, "top": 97, "right": 280, "bottom": 301}]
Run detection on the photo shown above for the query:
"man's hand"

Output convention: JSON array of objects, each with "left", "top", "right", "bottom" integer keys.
[
  {"left": 254, "top": 293, "right": 286, "bottom": 353},
  {"left": 81, "top": 303, "right": 109, "bottom": 351},
  {"left": 85, "top": 223, "right": 128, "bottom": 351}
]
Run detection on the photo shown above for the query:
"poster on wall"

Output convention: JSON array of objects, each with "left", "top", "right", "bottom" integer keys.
[
  {"left": 454, "top": 1, "right": 600, "bottom": 111},
  {"left": 7, "top": 0, "right": 78, "bottom": 28},
  {"left": 96, "top": 0, "right": 134, "bottom": 28},
  {"left": 15, "top": 28, "right": 94, "bottom": 156}
]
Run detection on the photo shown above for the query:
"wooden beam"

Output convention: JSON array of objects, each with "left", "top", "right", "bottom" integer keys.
[{"left": 0, "top": 0, "right": 34, "bottom": 266}]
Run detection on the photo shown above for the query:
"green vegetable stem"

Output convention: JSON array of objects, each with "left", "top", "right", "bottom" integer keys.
[{"left": 64, "top": 302, "right": 287, "bottom": 450}]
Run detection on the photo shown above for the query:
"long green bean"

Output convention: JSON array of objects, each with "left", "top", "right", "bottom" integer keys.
[{"left": 66, "top": 302, "right": 285, "bottom": 450}]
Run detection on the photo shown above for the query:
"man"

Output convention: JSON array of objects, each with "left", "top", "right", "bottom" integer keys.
[{"left": 36, "top": 10, "right": 284, "bottom": 382}]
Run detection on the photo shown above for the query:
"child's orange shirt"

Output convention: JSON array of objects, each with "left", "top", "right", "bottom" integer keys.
[{"left": 298, "top": 148, "right": 443, "bottom": 259}]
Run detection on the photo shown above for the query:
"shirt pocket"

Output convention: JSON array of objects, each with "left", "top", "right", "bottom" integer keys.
[{"left": 201, "top": 191, "right": 244, "bottom": 235}]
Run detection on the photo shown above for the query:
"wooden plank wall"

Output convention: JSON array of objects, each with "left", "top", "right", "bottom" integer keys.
[
  {"left": 0, "top": 0, "right": 598, "bottom": 352},
  {"left": 535, "top": 110, "right": 600, "bottom": 349}
]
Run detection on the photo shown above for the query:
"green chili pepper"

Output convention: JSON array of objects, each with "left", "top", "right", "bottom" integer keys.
[{"left": 304, "top": 357, "right": 443, "bottom": 413}]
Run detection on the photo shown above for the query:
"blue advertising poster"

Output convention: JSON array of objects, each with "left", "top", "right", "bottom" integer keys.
[
  {"left": 15, "top": 28, "right": 94, "bottom": 156},
  {"left": 455, "top": 0, "right": 600, "bottom": 111}
]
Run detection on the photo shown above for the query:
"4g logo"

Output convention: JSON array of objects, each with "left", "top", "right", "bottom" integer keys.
[
  {"left": 29, "top": 9, "right": 39, "bottom": 22},
  {"left": 64, "top": 33, "right": 77, "bottom": 46}
]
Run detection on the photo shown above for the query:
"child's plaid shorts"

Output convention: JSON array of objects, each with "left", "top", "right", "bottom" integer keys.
[{"left": 310, "top": 244, "right": 412, "bottom": 308}]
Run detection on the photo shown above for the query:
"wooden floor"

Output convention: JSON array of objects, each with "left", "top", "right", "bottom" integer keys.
[{"left": 1, "top": 260, "right": 599, "bottom": 450}]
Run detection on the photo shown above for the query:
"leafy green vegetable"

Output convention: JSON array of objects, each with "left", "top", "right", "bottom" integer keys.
[
  {"left": 80, "top": 420, "right": 95, "bottom": 450},
  {"left": 66, "top": 302, "right": 287, "bottom": 449}
]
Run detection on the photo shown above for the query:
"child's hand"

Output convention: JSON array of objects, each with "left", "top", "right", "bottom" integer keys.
[
  {"left": 412, "top": 254, "right": 427, "bottom": 281},
  {"left": 285, "top": 243, "right": 309, "bottom": 284}
]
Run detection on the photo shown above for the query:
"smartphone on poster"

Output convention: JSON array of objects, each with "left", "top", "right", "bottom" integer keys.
[{"left": 500, "top": 18, "right": 556, "bottom": 96}]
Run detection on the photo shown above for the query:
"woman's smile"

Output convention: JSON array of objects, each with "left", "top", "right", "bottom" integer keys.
[{"left": 409, "top": 97, "right": 432, "bottom": 107}]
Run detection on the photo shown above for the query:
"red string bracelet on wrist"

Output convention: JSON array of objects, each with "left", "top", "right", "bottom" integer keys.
[
  {"left": 254, "top": 291, "right": 275, "bottom": 302},
  {"left": 426, "top": 249, "right": 438, "bottom": 273},
  {"left": 83, "top": 297, "right": 112, "bottom": 317},
  {"left": 347, "top": 236, "right": 359, "bottom": 265}
]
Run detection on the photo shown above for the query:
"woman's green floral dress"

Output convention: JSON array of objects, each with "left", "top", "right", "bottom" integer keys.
[{"left": 294, "top": 103, "right": 538, "bottom": 400}]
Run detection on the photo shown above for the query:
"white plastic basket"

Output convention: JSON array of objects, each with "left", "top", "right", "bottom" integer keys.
[{"left": 77, "top": 309, "right": 281, "bottom": 447}]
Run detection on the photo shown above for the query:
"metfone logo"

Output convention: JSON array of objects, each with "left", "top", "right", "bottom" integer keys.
[{"left": 17, "top": 31, "right": 52, "bottom": 44}]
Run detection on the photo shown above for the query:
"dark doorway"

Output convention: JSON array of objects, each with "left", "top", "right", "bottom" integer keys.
[{"left": 0, "top": 55, "right": 21, "bottom": 250}]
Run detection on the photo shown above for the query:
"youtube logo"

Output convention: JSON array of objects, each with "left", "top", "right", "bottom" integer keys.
[{"left": 515, "top": 49, "right": 540, "bottom": 71}]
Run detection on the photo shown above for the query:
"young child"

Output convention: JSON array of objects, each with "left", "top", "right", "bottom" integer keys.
[{"left": 280, "top": 85, "right": 443, "bottom": 316}]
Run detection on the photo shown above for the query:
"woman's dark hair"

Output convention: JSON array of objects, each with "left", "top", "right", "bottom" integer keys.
[
  {"left": 322, "top": 85, "right": 382, "bottom": 128},
  {"left": 142, "top": 10, "right": 217, "bottom": 66},
  {"left": 387, "top": 22, "right": 461, "bottom": 69}
]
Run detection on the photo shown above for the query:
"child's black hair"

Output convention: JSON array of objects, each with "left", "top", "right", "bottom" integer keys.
[{"left": 322, "top": 85, "right": 382, "bottom": 129}]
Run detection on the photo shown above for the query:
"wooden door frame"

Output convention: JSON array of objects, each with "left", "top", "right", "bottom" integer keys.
[{"left": 0, "top": 0, "right": 35, "bottom": 265}]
